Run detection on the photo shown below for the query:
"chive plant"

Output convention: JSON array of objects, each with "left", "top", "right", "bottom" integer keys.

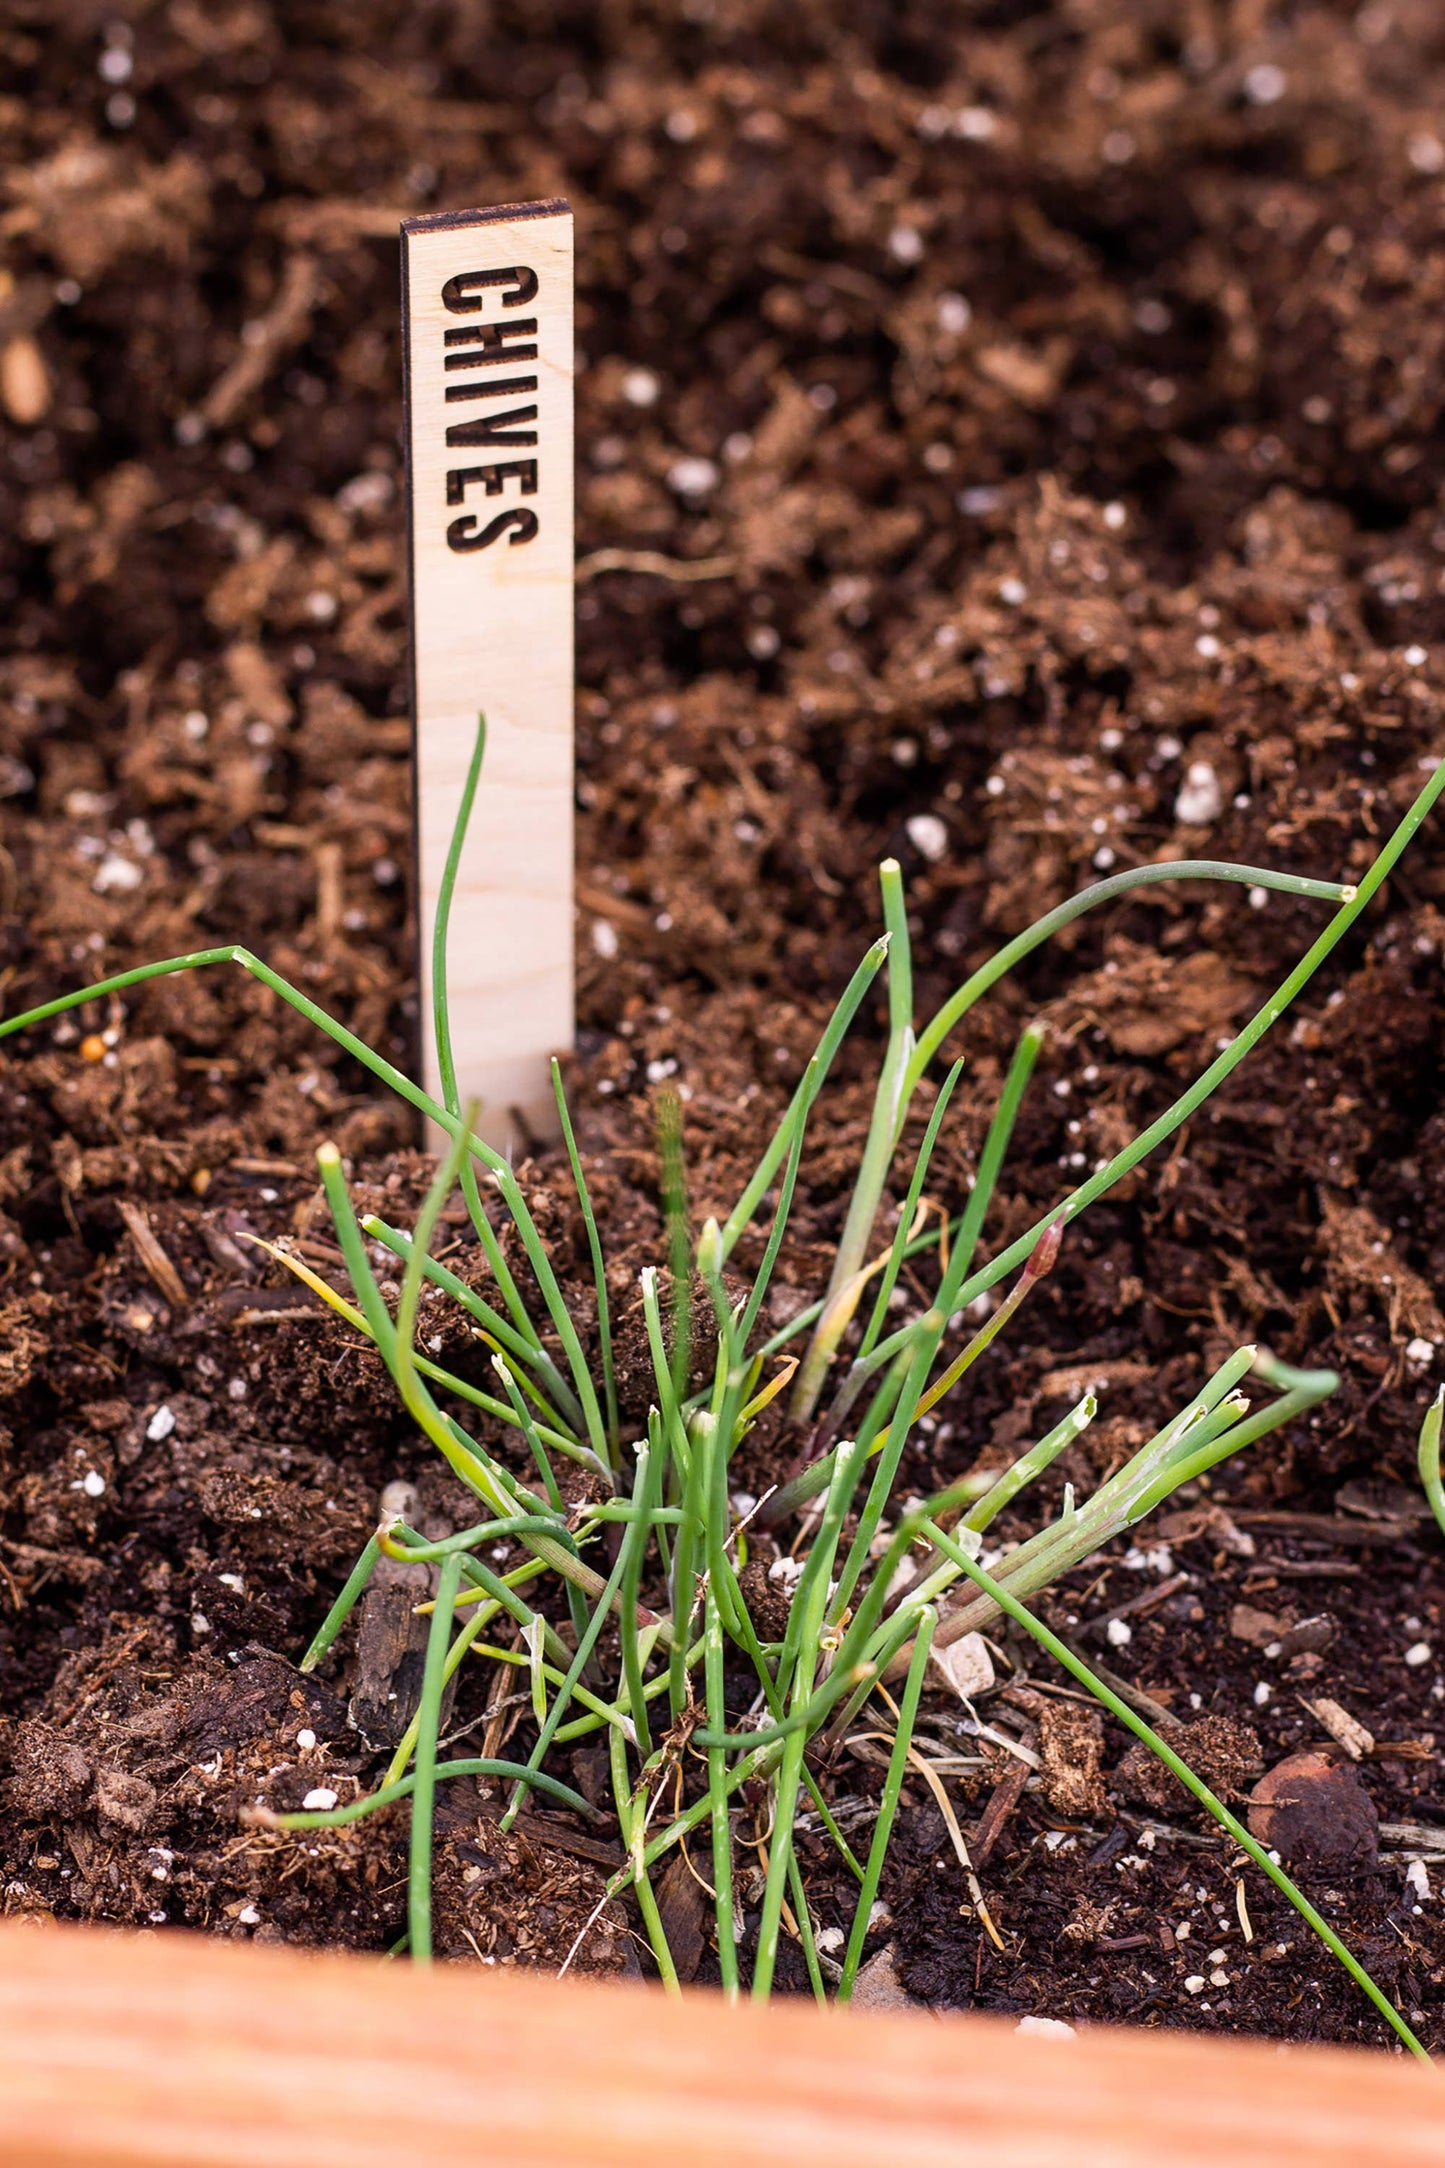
[{"left": 4, "top": 729, "right": 1441, "bottom": 2057}]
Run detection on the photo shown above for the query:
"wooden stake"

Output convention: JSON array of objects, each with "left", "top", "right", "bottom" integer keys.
[{"left": 402, "top": 200, "right": 574, "bottom": 1150}]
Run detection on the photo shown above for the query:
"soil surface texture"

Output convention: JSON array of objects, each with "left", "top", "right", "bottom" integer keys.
[{"left": 3, "top": 0, "right": 1445, "bottom": 2051}]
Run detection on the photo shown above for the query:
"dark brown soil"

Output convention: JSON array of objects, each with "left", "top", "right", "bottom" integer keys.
[{"left": 3, "top": 0, "right": 1445, "bottom": 2050}]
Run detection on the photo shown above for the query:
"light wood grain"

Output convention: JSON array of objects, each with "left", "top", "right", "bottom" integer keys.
[
  {"left": 0, "top": 1921, "right": 1439, "bottom": 2168},
  {"left": 402, "top": 201, "right": 574, "bottom": 1150}
]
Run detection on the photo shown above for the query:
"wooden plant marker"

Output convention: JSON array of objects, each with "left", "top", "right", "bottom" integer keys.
[{"left": 401, "top": 200, "right": 574, "bottom": 1149}]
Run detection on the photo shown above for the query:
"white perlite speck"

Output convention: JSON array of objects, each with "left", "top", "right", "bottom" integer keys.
[
  {"left": 1243, "top": 64, "right": 1287, "bottom": 105},
  {"left": 931, "top": 1631, "right": 996, "bottom": 1701},
  {"left": 906, "top": 813, "right": 949, "bottom": 862},
  {"left": 767, "top": 1554, "right": 806, "bottom": 1595},
  {"left": 302, "top": 1787, "right": 338, "bottom": 1812},
  {"left": 93, "top": 852, "right": 143, "bottom": 894},
  {"left": 1404, "top": 1642, "right": 1432, "bottom": 1668},
  {"left": 81, "top": 1469, "right": 106, "bottom": 1498},
  {"left": 666, "top": 456, "right": 720, "bottom": 498},
  {"left": 1016, "top": 2016, "right": 1076, "bottom": 2039},
  {"left": 146, "top": 1404, "right": 176, "bottom": 1442},
  {"left": 1405, "top": 1337, "right": 1435, "bottom": 1367},
  {"left": 1175, "top": 761, "right": 1223, "bottom": 824},
  {"left": 1406, "top": 1859, "right": 1431, "bottom": 1902},
  {"left": 1106, "top": 1618, "right": 1132, "bottom": 1648}
]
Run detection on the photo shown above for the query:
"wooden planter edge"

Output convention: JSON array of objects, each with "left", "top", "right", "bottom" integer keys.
[{"left": 0, "top": 1919, "right": 1438, "bottom": 2168}]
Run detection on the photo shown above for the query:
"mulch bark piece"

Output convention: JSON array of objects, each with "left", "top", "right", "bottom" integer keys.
[{"left": 1248, "top": 1749, "right": 1381, "bottom": 1873}]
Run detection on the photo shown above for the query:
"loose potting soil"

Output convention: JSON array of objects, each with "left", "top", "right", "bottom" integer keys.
[{"left": 2, "top": 0, "right": 1444, "bottom": 2048}]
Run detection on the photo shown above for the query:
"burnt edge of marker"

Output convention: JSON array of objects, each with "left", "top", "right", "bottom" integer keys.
[{"left": 401, "top": 197, "right": 571, "bottom": 239}]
